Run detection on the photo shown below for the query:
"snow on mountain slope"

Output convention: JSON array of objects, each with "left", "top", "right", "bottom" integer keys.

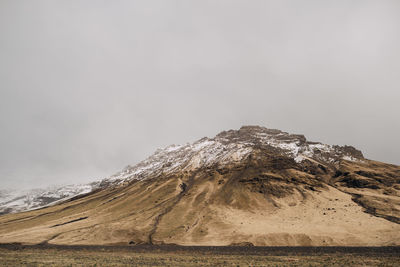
[
  {"left": 0, "top": 184, "right": 95, "bottom": 215},
  {"left": 0, "top": 126, "right": 364, "bottom": 215},
  {"left": 106, "top": 126, "right": 364, "bottom": 184}
]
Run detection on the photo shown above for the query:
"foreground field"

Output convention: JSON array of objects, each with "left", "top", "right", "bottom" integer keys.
[{"left": 0, "top": 245, "right": 399, "bottom": 266}]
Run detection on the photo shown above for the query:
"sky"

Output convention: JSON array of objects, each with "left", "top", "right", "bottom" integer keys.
[{"left": 0, "top": 0, "right": 399, "bottom": 190}]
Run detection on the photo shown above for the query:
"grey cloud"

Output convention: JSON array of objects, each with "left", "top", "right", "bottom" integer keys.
[{"left": 0, "top": 0, "right": 399, "bottom": 189}]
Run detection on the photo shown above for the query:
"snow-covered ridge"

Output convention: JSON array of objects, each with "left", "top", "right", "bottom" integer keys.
[
  {"left": 0, "top": 183, "right": 96, "bottom": 215},
  {"left": 106, "top": 126, "right": 364, "bottom": 184},
  {"left": 0, "top": 126, "right": 364, "bottom": 215}
]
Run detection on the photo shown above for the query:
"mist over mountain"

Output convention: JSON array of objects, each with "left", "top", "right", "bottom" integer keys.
[{"left": 1, "top": 1, "right": 400, "bottom": 192}]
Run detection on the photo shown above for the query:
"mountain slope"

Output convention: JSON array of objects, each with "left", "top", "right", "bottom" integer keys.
[{"left": 0, "top": 126, "right": 399, "bottom": 246}]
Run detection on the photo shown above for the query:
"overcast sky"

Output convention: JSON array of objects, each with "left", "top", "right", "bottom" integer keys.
[{"left": 1, "top": 0, "right": 399, "bottom": 190}]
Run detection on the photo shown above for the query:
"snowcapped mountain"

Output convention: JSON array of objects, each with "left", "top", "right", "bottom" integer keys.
[
  {"left": 0, "top": 126, "right": 364, "bottom": 215},
  {"left": 0, "top": 126, "right": 399, "bottom": 246}
]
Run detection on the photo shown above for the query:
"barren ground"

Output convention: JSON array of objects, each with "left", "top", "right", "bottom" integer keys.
[{"left": 0, "top": 244, "right": 399, "bottom": 267}]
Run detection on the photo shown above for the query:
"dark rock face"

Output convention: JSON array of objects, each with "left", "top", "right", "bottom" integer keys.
[
  {"left": 333, "top": 145, "right": 364, "bottom": 160},
  {"left": 216, "top": 126, "right": 364, "bottom": 164},
  {"left": 216, "top": 126, "right": 307, "bottom": 147},
  {"left": 334, "top": 160, "right": 400, "bottom": 224}
]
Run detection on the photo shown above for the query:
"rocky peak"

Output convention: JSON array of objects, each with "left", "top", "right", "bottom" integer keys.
[
  {"left": 216, "top": 125, "right": 307, "bottom": 145},
  {"left": 107, "top": 126, "right": 364, "bottom": 184}
]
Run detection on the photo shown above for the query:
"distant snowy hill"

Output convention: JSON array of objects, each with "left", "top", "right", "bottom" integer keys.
[{"left": 0, "top": 184, "right": 95, "bottom": 215}]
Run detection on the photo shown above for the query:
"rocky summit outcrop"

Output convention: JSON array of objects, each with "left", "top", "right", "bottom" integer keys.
[{"left": 0, "top": 126, "right": 399, "bottom": 246}]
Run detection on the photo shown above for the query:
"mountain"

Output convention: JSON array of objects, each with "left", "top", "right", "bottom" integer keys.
[
  {"left": 0, "top": 125, "right": 365, "bottom": 215},
  {"left": 0, "top": 126, "right": 399, "bottom": 246}
]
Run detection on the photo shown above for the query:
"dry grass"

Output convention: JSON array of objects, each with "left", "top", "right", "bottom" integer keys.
[{"left": 0, "top": 246, "right": 399, "bottom": 267}]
